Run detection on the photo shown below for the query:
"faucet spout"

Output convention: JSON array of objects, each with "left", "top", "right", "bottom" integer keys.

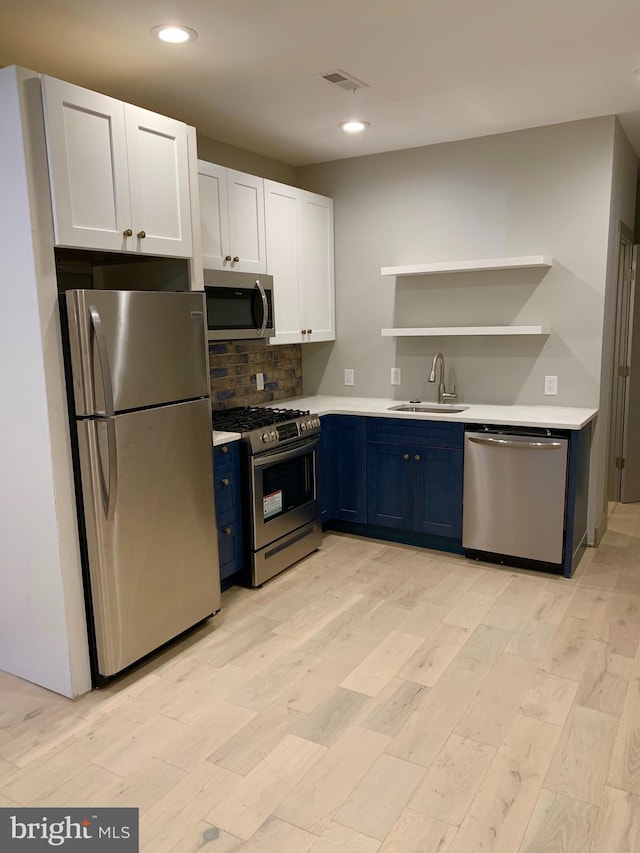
[
  {"left": 428, "top": 351, "right": 456, "bottom": 404},
  {"left": 429, "top": 351, "right": 444, "bottom": 384}
]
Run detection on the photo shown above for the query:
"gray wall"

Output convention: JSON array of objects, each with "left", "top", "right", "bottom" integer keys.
[
  {"left": 197, "top": 133, "right": 297, "bottom": 184},
  {"left": 297, "top": 117, "right": 638, "bottom": 540}
]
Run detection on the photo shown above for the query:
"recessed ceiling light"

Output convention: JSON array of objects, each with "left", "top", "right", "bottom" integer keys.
[
  {"left": 150, "top": 25, "right": 198, "bottom": 44},
  {"left": 339, "top": 120, "right": 370, "bottom": 134}
]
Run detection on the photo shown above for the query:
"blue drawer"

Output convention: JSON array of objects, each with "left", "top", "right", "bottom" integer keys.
[
  {"left": 218, "top": 519, "right": 244, "bottom": 580},
  {"left": 214, "top": 465, "right": 242, "bottom": 528},
  {"left": 367, "top": 417, "right": 463, "bottom": 448},
  {"left": 213, "top": 441, "right": 240, "bottom": 475}
]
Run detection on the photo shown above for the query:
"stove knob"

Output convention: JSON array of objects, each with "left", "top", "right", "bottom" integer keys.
[
  {"left": 262, "top": 432, "right": 269, "bottom": 443},
  {"left": 270, "top": 430, "right": 277, "bottom": 441},
  {"left": 301, "top": 422, "right": 307, "bottom": 431}
]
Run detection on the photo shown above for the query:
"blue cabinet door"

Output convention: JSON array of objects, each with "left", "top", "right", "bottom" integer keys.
[
  {"left": 331, "top": 415, "right": 367, "bottom": 522},
  {"left": 367, "top": 442, "right": 413, "bottom": 528},
  {"left": 318, "top": 416, "right": 332, "bottom": 523},
  {"left": 413, "top": 446, "right": 463, "bottom": 538}
]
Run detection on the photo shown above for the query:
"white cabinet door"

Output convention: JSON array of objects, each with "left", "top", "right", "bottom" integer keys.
[
  {"left": 125, "top": 106, "right": 192, "bottom": 258},
  {"left": 198, "top": 163, "right": 266, "bottom": 273},
  {"left": 226, "top": 169, "right": 266, "bottom": 273},
  {"left": 300, "top": 190, "right": 335, "bottom": 342},
  {"left": 41, "top": 76, "right": 132, "bottom": 252},
  {"left": 265, "top": 180, "right": 304, "bottom": 343},
  {"left": 198, "top": 160, "right": 229, "bottom": 269}
]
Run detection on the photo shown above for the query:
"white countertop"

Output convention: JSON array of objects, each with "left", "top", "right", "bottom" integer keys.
[
  {"left": 212, "top": 430, "right": 241, "bottom": 447},
  {"left": 270, "top": 395, "right": 598, "bottom": 430}
]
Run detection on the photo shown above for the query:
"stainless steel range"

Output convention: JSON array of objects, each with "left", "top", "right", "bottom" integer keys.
[{"left": 211, "top": 406, "right": 322, "bottom": 586}]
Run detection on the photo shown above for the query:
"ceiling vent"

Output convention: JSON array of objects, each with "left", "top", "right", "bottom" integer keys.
[{"left": 321, "top": 69, "right": 369, "bottom": 93}]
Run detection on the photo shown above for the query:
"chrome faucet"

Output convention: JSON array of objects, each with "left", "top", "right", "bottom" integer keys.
[{"left": 428, "top": 351, "right": 457, "bottom": 404}]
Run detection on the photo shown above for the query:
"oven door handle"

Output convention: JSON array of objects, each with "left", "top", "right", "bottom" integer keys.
[{"left": 252, "top": 436, "right": 320, "bottom": 468}]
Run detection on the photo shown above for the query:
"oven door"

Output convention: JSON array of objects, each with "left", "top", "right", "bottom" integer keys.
[{"left": 251, "top": 436, "right": 319, "bottom": 550}]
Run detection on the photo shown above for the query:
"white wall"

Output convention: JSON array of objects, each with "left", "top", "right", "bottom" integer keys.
[
  {"left": 0, "top": 67, "right": 91, "bottom": 697},
  {"left": 298, "top": 117, "right": 637, "bottom": 542}
]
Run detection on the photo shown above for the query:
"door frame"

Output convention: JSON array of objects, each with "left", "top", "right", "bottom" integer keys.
[{"left": 607, "top": 223, "right": 635, "bottom": 502}]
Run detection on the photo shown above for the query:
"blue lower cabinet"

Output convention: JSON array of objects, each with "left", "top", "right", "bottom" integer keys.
[
  {"left": 330, "top": 415, "right": 367, "bottom": 523},
  {"left": 367, "top": 441, "right": 463, "bottom": 538},
  {"left": 366, "top": 417, "right": 463, "bottom": 540},
  {"left": 212, "top": 442, "right": 244, "bottom": 584}
]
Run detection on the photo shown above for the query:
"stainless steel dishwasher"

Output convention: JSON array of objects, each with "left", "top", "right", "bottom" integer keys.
[{"left": 463, "top": 428, "right": 569, "bottom": 566}]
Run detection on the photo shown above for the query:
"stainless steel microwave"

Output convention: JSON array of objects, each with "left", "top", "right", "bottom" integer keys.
[{"left": 203, "top": 270, "right": 275, "bottom": 341}]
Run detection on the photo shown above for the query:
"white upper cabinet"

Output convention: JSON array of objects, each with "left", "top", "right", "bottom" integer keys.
[
  {"left": 198, "top": 161, "right": 266, "bottom": 273},
  {"left": 265, "top": 180, "right": 335, "bottom": 345},
  {"left": 41, "top": 76, "right": 193, "bottom": 257}
]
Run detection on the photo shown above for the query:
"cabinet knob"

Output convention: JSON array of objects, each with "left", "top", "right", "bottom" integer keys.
[
  {"left": 233, "top": 256, "right": 240, "bottom": 263},
  {"left": 308, "top": 329, "right": 312, "bottom": 334},
  {"left": 123, "top": 228, "right": 133, "bottom": 237},
  {"left": 403, "top": 453, "right": 410, "bottom": 461},
  {"left": 221, "top": 445, "right": 229, "bottom": 454},
  {"left": 223, "top": 527, "right": 232, "bottom": 536},
  {"left": 221, "top": 478, "right": 230, "bottom": 486},
  {"left": 301, "top": 330, "right": 307, "bottom": 335},
  {"left": 224, "top": 255, "right": 232, "bottom": 262},
  {"left": 414, "top": 454, "right": 421, "bottom": 461},
  {"left": 137, "top": 230, "right": 146, "bottom": 239}
]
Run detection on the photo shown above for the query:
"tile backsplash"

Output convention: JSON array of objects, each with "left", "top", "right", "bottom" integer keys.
[{"left": 209, "top": 341, "right": 303, "bottom": 410}]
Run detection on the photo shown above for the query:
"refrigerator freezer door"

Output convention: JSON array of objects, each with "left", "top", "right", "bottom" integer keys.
[
  {"left": 65, "top": 289, "right": 209, "bottom": 416},
  {"left": 77, "top": 398, "right": 221, "bottom": 677}
]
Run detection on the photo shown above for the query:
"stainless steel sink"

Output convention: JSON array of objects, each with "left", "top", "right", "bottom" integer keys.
[{"left": 387, "top": 403, "right": 469, "bottom": 414}]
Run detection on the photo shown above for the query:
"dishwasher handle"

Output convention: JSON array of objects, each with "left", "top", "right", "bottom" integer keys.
[{"left": 468, "top": 435, "right": 564, "bottom": 450}]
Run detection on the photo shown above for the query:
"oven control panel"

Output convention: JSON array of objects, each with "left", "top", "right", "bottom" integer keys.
[{"left": 257, "top": 416, "right": 321, "bottom": 449}]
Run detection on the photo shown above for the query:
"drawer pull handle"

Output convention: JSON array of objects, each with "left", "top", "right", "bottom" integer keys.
[
  {"left": 414, "top": 454, "right": 421, "bottom": 461},
  {"left": 220, "top": 445, "right": 229, "bottom": 454},
  {"left": 223, "top": 527, "right": 232, "bottom": 535},
  {"left": 224, "top": 255, "right": 232, "bottom": 262},
  {"left": 137, "top": 230, "right": 146, "bottom": 239},
  {"left": 403, "top": 453, "right": 410, "bottom": 461},
  {"left": 123, "top": 228, "right": 133, "bottom": 237},
  {"left": 221, "top": 478, "right": 230, "bottom": 486}
]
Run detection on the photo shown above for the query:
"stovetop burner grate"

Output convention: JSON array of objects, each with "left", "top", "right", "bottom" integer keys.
[{"left": 211, "top": 405, "right": 311, "bottom": 433}]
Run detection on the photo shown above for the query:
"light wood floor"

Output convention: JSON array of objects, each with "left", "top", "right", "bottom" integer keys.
[{"left": 3, "top": 505, "right": 640, "bottom": 852}]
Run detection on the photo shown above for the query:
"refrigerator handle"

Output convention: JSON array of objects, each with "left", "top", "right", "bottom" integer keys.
[
  {"left": 93, "top": 418, "right": 118, "bottom": 521},
  {"left": 255, "top": 280, "right": 268, "bottom": 338},
  {"left": 88, "top": 305, "right": 118, "bottom": 520},
  {"left": 88, "top": 305, "right": 115, "bottom": 417}
]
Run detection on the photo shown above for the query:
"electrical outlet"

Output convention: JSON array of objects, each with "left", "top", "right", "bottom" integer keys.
[
  {"left": 544, "top": 375, "right": 558, "bottom": 395},
  {"left": 256, "top": 372, "right": 265, "bottom": 391},
  {"left": 344, "top": 368, "right": 355, "bottom": 386},
  {"left": 390, "top": 367, "right": 401, "bottom": 386}
]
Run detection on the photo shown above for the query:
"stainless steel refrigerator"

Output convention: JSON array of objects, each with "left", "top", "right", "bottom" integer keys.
[{"left": 62, "top": 289, "right": 221, "bottom": 682}]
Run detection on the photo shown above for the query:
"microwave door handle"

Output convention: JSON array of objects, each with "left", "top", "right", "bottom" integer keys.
[{"left": 255, "top": 279, "right": 268, "bottom": 337}]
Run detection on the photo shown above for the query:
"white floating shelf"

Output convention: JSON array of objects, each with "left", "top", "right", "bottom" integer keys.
[
  {"left": 380, "top": 255, "right": 553, "bottom": 277},
  {"left": 381, "top": 325, "right": 551, "bottom": 337}
]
